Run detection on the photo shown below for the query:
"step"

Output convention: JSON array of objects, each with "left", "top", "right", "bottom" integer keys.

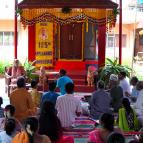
[
  {"left": 74, "top": 85, "right": 95, "bottom": 93},
  {"left": 48, "top": 78, "right": 87, "bottom": 85}
]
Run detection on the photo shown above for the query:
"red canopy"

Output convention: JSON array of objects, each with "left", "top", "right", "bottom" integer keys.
[{"left": 18, "top": 0, "right": 118, "bottom": 9}]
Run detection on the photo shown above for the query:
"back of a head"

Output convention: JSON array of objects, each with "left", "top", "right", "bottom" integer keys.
[
  {"left": 120, "top": 71, "right": 126, "bottom": 77},
  {"left": 41, "top": 101, "right": 55, "bottom": 115},
  {"left": 0, "top": 97, "right": 3, "bottom": 105},
  {"left": 110, "top": 74, "right": 118, "bottom": 82},
  {"left": 39, "top": 101, "right": 62, "bottom": 142},
  {"left": 25, "top": 117, "right": 38, "bottom": 134},
  {"left": 65, "top": 82, "right": 74, "bottom": 94},
  {"left": 5, "top": 104, "right": 15, "bottom": 117},
  {"left": 122, "top": 98, "right": 130, "bottom": 108},
  {"left": 130, "top": 76, "right": 138, "bottom": 85},
  {"left": 107, "top": 132, "right": 125, "bottom": 143},
  {"left": 31, "top": 80, "right": 38, "bottom": 88},
  {"left": 100, "top": 113, "right": 114, "bottom": 132},
  {"left": 49, "top": 82, "right": 56, "bottom": 91},
  {"left": 17, "top": 76, "right": 25, "bottom": 88},
  {"left": 5, "top": 118, "right": 16, "bottom": 136},
  {"left": 24, "top": 117, "right": 39, "bottom": 143},
  {"left": 59, "top": 69, "right": 66, "bottom": 76},
  {"left": 97, "top": 80, "right": 105, "bottom": 89}
]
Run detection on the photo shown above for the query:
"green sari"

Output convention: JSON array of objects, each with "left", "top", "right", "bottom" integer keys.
[{"left": 118, "top": 108, "right": 139, "bottom": 132}]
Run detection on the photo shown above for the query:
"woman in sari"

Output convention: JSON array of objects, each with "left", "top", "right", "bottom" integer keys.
[
  {"left": 118, "top": 98, "right": 139, "bottom": 132},
  {"left": 12, "top": 117, "right": 51, "bottom": 143},
  {"left": 7, "top": 59, "right": 25, "bottom": 84},
  {"left": 88, "top": 113, "right": 116, "bottom": 143}
]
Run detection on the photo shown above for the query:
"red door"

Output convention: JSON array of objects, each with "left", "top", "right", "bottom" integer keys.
[{"left": 60, "top": 23, "right": 82, "bottom": 60}]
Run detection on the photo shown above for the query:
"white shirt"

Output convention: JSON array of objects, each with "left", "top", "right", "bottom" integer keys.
[
  {"left": 119, "top": 78, "right": 131, "bottom": 97},
  {"left": 134, "top": 89, "right": 143, "bottom": 114},
  {"left": 56, "top": 94, "right": 82, "bottom": 127},
  {"left": 0, "top": 131, "right": 13, "bottom": 143}
]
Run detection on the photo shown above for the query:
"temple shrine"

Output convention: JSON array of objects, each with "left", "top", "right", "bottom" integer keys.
[{"left": 18, "top": 0, "right": 118, "bottom": 73}]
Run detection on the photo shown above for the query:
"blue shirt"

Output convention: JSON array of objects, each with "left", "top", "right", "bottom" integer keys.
[
  {"left": 131, "top": 86, "right": 139, "bottom": 97},
  {"left": 56, "top": 76, "right": 73, "bottom": 95},
  {"left": 41, "top": 91, "right": 60, "bottom": 106}
]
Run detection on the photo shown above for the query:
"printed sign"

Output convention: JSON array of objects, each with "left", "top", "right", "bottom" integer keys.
[{"left": 35, "top": 22, "right": 53, "bottom": 67}]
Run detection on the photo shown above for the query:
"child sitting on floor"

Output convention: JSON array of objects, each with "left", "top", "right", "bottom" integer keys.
[{"left": 30, "top": 80, "right": 42, "bottom": 108}]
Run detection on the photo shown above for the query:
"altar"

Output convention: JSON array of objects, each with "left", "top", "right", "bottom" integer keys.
[{"left": 18, "top": 0, "right": 118, "bottom": 72}]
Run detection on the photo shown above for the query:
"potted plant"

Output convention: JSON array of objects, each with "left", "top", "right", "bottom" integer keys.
[
  {"left": 23, "top": 59, "right": 37, "bottom": 82},
  {"left": 99, "top": 58, "right": 132, "bottom": 86},
  {"left": 0, "top": 61, "right": 11, "bottom": 78}
]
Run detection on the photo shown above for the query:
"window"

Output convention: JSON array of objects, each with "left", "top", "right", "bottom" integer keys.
[
  {"left": 107, "top": 34, "right": 115, "bottom": 48},
  {"left": 0, "top": 32, "right": 14, "bottom": 46},
  {"left": 107, "top": 34, "right": 127, "bottom": 48}
]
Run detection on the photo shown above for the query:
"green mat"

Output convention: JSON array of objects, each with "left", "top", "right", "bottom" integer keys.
[{"left": 74, "top": 138, "right": 88, "bottom": 143}]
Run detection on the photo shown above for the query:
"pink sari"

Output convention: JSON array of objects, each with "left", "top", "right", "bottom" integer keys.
[
  {"left": 88, "top": 129, "right": 104, "bottom": 143},
  {"left": 53, "top": 135, "right": 74, "bottom": 143}
]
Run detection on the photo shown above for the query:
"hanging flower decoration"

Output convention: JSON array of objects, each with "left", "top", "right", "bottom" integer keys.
[{"left": 62, "top": 7, "right": 72, "bottom": 14}]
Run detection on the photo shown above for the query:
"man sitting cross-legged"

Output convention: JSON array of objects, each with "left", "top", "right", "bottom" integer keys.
[
  {"left": 56, "top": 82, "right": 82, "bottom": 128},
  {"left": 41, "top": 81, "right": 60, "bottom": 107},
  {"left": 10, "top": 76, "right": 35, "bottom": 122},
  {"left": 89, "top": 80, "right": 111, "bottom": 119}
]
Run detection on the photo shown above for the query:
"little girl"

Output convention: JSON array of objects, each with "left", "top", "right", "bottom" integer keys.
[{"left": 87, "top": 66, "right": 96, "bottom": 86}]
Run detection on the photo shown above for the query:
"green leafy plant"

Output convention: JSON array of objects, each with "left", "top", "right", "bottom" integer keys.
[
  {"left": 16, "top": 8, "right": 22, "bottom": 17},
  {"left": 23, "top": 59, "right": 37, "bottom": 82},
  {"left": 99, "top": 58, "right": 132, "bottom": 85},
  {"left": 0, "top": 61, "right": 11, "bottom": 75},
  {"left": 113, "top": 8, "right": 120, "bottom": 17}
]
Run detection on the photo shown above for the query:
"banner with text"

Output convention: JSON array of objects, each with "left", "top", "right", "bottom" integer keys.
[{"left": 35, "top": 22, "right": 53, "bottom": 67}]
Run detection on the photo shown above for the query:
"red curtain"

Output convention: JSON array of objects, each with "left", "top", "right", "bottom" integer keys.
[
  {"left": 98, "top": 25, "right": 106, "bottom": 68},
  {"left": 28, "top": 24, "right": 35, "bottom": 61}
]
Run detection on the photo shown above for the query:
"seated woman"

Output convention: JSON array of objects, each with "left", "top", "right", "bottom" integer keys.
[
  {"left": 88, "top": 113, "right": 121, "bottom": 143},
  {"left": 38, "top": 101, "right": 74, "bottom": 143},
  {"left": 117, "top": 98, "right": 139, "bottom": 132},
  {"left": 6, "top": 59, "right": 25, "bottom": 84},
  {"left": 29, "top": 80, "right": 42, "bottom": 108},
  {"left": 0, "top": 104, "right": 23, "bottom": 132},
  {"left": 12, "top": 117, "right": 51, "bottom": 143},
  {"left": 0, "top": 118, "right": 17, "bottom": 143},
  {"left": 38, "top": 66, "right": 48, "bottom": 91}
]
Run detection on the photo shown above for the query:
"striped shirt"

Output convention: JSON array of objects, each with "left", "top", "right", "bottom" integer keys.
[{"left": 56, "top": 94, "right": 82, "bottom": 127}]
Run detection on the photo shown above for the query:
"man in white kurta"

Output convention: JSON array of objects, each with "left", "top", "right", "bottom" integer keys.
[
  {"left": 119, "top": 71, "right": 131, "bottom": 98},
  {"left": 56, "top": 83, "right": 82, "bottom": 127},
  {"left": 133, "top": 81, "right": 143, "bottom": 125}
]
